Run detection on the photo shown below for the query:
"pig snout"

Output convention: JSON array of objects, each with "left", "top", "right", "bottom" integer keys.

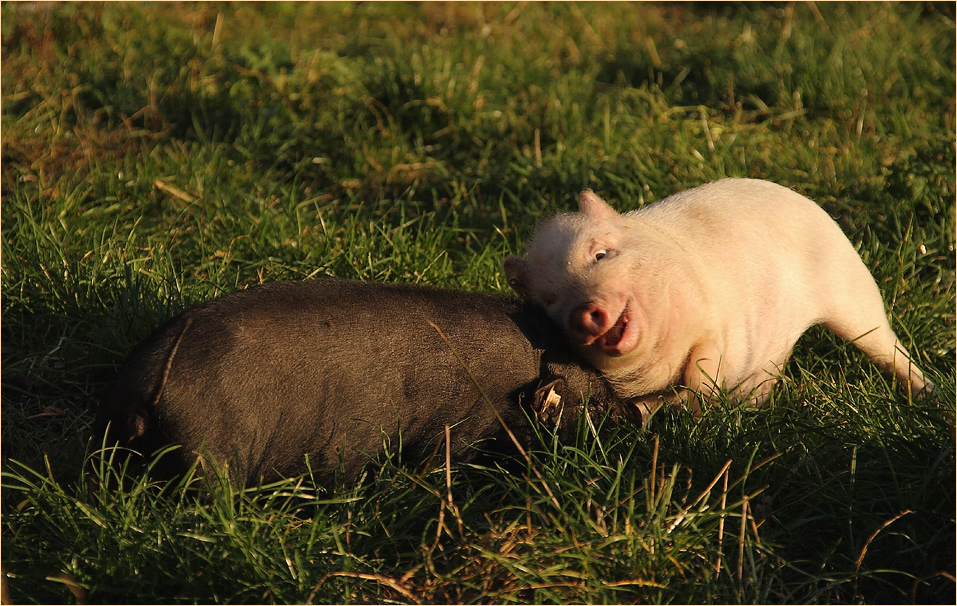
[{"left": 569, "top": 302, "right": 613, "bottom": 344}]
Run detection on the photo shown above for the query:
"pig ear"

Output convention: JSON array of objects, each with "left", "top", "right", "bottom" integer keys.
[
  {"left": 578, "top": 189, "right": 619, "bottom": 221},
  {"left": 503, "top": 256, "right": 529, "bottom": 297},
  {"left": 532, "top": 378, "right": 566, "bottom": 427}
]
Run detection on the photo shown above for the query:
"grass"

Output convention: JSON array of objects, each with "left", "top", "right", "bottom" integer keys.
[{"left": 2, "top": 2, "right": 955, "bottom": 603}]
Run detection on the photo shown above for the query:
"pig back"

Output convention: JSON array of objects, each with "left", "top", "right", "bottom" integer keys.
[{"left": 98, "top": 279, "right": 576, "bottom": 484}]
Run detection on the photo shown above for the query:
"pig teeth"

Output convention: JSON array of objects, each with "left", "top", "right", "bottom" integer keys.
[{"left": 600, "top": 312, "right": 628, "bottom": 347}]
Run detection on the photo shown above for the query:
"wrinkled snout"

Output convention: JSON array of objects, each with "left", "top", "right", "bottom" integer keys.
[{"left": 569, "top": 302, "right": 612, "bottom": 344}]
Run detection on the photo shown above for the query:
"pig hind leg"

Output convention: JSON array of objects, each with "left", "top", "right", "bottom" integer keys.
[{"left": 821, "top": 262, "right": 933, "bottom": 396}]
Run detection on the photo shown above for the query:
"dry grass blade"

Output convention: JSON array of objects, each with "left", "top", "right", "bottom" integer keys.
[
  {"left": 855, "top": 510, "right": 914, "bottom": 573},
  {"left": 691, "top": 459, "right": 733, "bottom": 509},
  {"left": 601, "top": 578, "right": 667, "bottom": 588},
  {"left": 911, "top": 571, "right": 957, "bottom": 603},
  {"left": 667, "top": 459, "right": 733, "bottom": 533},
  {"left": 716, "top": 464, "right": 730, "bottom": 575},
  {"left": 431, "top": 424, "right": 464, "bottom": 553},
  {"left": 444, "top": 424, "right": 464, "bottom": 536},
  {"left": 738, "top": 496, "right": 748, "bottom": 599},
  {"left": 309, "top": 572, "right": 419, "bottom": 604},
  {"left": 152, "top": 179, "right": 198, "bottom": 203}
]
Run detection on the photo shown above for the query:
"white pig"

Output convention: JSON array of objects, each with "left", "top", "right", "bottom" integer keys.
[{"left": 503, "top": 178, "right": 935, "bottom": 422}]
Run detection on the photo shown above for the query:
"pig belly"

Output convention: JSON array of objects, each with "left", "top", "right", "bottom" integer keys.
[
  {"left": 710, "top": 269, "right": 824, "bottom": 399},
  {"left": 723, "top": 336, "right": 802, "bottom": 405},
  {"left": 658, "top": 180, "right": 848, "bottom": 397}
]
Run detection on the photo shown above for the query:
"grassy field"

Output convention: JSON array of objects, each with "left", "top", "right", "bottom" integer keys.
[{"left": 2, "top": 2, "right": 955, "bottom": 603}]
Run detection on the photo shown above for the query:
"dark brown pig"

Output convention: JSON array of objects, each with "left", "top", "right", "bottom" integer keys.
[{"left": 93, "top": 279, "right": 624, "bottom": 486}]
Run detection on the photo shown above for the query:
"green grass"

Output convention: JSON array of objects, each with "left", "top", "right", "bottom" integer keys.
[{"left": 2, "top": 2, "right": 954, "bottom": 603}]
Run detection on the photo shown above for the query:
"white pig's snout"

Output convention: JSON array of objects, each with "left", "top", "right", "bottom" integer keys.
[{"left": 569, "top": 301, "right": 613, "bottom": 344}]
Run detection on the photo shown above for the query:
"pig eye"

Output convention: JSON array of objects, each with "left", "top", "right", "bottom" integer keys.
[{"left": 594, "top": 248, "right": 616, "bottom": 262}]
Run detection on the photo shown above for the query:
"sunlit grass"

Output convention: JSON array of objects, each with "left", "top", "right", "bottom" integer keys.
[{"left": 2, "top": 2, "right": 954, "bottom": 603}]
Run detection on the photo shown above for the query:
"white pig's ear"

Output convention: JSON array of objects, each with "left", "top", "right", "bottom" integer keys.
[
  {"left": 503, "top": 256, "right": 529, "bottom": 297},
  {"left": 579, "top": 189, "right": 619, "bottom": 221}
]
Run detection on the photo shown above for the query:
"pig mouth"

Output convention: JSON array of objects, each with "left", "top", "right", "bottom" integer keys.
[{"left": 594, "top": 308, "right": 636, "bottom": 356}]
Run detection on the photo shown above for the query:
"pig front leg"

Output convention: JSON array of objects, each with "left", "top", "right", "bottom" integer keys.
[
  {"left": 619, "top": 387, "right": 706, "bottom": 427},
  {"left": 614, "top": 343, "right": 731, "bottom": 427},
  {"left": 680, "top": 345, "right": 785, "bottom": 413},
  {"left": 632, "top": 394, "right": 671, "bottom": 427},
  {"left": 679, "top": 343, "right": 727, "bottom": 418}
]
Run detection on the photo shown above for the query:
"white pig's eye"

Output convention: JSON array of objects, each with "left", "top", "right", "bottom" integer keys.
[
  {"left": 595, "top": 248, "right": 616, "bottom": 262},
  {"left": 589, "top": 244, "right": 617, "bottom": 264}
]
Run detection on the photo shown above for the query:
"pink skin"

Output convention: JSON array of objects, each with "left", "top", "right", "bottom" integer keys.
[
  {"left": 562, "top": 238, "right": 643, "bottom": 357},
  {"left": 507, "top": 180, "right": 937, "bottom": 428}
]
